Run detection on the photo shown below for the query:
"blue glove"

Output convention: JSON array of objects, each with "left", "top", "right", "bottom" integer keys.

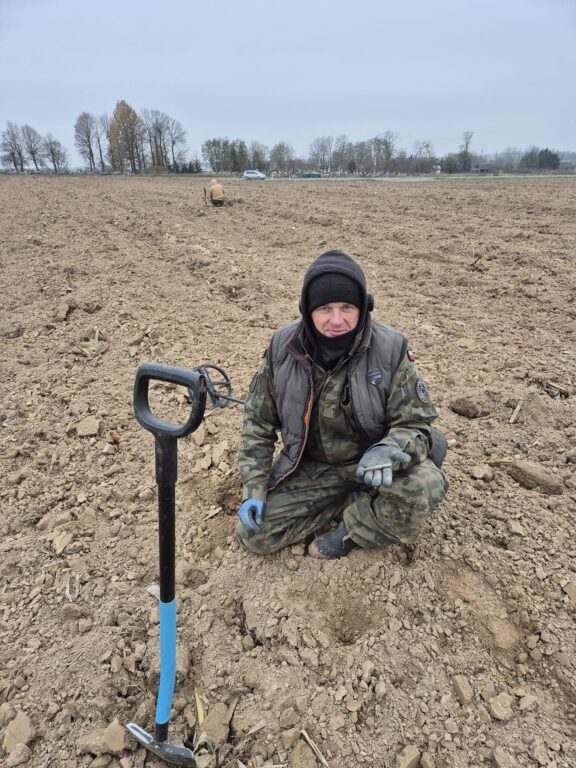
[
  {"left": 356, "top": 445, "right": 411, "bottom": 488},
  {"left": 237, "top": 499, "right": 266, "bottom": 533}
]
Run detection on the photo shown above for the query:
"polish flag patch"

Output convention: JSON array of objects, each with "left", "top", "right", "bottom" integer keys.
[{"left": 407, "top": 349, "right": 416, "bottom": 362}]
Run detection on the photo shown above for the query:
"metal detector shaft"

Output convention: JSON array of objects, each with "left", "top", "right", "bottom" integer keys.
[{"left": 128, "top": 362, "right": 206, "bottom": 764}]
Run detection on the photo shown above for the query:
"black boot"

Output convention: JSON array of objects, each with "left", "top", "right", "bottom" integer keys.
[{"left": 308, "top": 522, "right": 358, "bottom": 559}]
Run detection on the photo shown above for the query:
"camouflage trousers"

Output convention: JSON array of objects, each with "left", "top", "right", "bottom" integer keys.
[{"left": 236, "top": 458, "right": 448, "bottom": 554}]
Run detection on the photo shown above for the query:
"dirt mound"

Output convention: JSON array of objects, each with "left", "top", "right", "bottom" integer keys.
[{"left": 1, "top": 175, "right": 575, "bottom": 767}]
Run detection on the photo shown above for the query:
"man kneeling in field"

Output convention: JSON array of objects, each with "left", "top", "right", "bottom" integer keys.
[{"left": 236, "top": 249, "right": 448, "bottom": 559}]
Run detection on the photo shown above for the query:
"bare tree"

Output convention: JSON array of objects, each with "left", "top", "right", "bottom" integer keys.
[
  {"left": 98, "top": 114, "right": 116, "bottom": 171},
  {"left": 269, "top": 142, "right": 294, "bottom": 172},
  {"left": 141, "top": 109, "right": 167, "bottom": 166},
  {"left": 141, "top": 109, "right": 155, "bottom": 164},
  {"left": 93, "top": 117, "right": 108, "bottom": 172},
  {"left": 372, "top": 131, "right": 397, "bottom": 174},
  {"left": 74, "top": 112, "right": 97, "bottom": 171},
  {"left": 249, "top": 141, "right": 268, "bottom": 170},
  {"left": 138, "top": 109, "right": 186, "bottom": 168},
  {"left": 459, "top": 130, "right": 474, "bottom": 171},
  {"left": 166, "top": 117, "right": 186, "bottom": 167},
  {"left": 309, "top": 136, "right": 333, "bottom": 171},
  {"left": 353, "top": 141, "right": 372, "bottom": 173},
  {"left": 412, "top": 140, "right": 436, "bottom": 173},
  {"left": 324, "top": 135, "right": 333, "bottom": 171},
  {"left": 309, "top": 137, "right": 324, "bottom": 169},
  {"left": 331, "top": 134, "right": 350, "bottom": 171},
  {"left": 43, "top": 134, "right": 68, "bottom": 172},
  {"left": 352, "top": 141, "right": 372, "bottom": 173},
  {"left": 21, "top": 124, "right": 46, "bottom": 171},
  {"left": 383, "top": 131, "right": 397, "bottom": 173},
  {"left": 0, "top": 122, "right": 25, "bottom": 171}
]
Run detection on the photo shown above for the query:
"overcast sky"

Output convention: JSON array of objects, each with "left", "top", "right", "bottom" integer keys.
[{"left": 1, "top": 0, "right": 575, "bottom": 166}]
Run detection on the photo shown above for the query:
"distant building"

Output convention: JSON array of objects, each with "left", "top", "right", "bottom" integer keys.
[{"left": 472, "top": 163, "right": 500, "bottom": 175}]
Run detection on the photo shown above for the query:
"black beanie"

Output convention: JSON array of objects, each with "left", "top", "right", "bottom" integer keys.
[{"left": 307, "top": 273, "right": 363, "bottom": 313}]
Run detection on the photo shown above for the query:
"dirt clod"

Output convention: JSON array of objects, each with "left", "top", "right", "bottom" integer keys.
[
  {"left": 505, "top": 460, "right": 564, "bottom": 494},
  {"left": 2, "top": 711, "right": 34, "bottom": 754}
]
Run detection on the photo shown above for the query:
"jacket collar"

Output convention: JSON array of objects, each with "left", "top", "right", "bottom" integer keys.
[{"left": 285, "top": 316, "right": 373, "bottom": 368}]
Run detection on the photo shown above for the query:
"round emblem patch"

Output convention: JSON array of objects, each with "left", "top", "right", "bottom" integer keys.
[{"left": 415, "top": 379, "right": 431, "bottom": 404}]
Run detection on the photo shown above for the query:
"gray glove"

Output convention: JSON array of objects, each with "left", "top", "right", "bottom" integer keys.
[{"left": 356, "top": 444, "right": 411, "bottom": 488}]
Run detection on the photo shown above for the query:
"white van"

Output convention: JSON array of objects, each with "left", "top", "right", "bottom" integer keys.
[{"left": 243, "top": 170, "right": 266, "bottom": 180}]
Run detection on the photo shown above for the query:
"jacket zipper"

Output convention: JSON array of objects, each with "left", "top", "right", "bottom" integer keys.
[
  {"left": 269, "top": 361, "right": 314, "bottom": 490},
  {"left": 347, "top": 365, "right": 373, "bottom": 439}
]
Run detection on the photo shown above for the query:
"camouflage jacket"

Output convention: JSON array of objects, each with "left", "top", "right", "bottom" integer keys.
[{"left": 238, "top": 318, "right": 438, "bottom": 502}]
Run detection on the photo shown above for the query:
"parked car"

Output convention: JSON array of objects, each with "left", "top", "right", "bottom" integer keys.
[{"left": 243, "top": 170, "right": 266, "bottom": 180}]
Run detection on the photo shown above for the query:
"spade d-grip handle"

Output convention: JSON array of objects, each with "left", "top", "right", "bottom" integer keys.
[
  {"left": 133, "top": 362, "right": 206, "bottom": 489},
  {"left": 134, "top": 362, "right": 207, "bottom": 441}
]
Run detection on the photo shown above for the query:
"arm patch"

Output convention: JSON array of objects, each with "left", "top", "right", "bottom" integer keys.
[{"left": 415, "top": 379, "right": 431, "bottom": 404}]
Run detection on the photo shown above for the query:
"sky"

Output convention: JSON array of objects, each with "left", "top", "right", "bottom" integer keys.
[{"left": 1, "top": 0, "right": 575, "bottom": 167}]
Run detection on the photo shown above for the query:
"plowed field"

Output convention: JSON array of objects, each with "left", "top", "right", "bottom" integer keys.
[{"left": 1, "top": 174, "right": 575, "bottom": 768}]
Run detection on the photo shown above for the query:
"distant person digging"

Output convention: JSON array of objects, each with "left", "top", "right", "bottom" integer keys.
[
  {"left": 208, "top": 178, "right": 225, "bottom": 207},
  {"left": 236, "top": 249, "right": 449, "bottom": 559}
]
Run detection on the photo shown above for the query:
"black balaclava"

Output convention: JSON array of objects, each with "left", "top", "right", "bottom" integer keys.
[{"left": 299, "top": 250, "right": 371, "bottom": 368}]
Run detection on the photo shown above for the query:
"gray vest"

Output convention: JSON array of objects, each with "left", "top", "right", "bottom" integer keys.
[{"left": 267, "top": 318, "right": 406, "bottom": 489}]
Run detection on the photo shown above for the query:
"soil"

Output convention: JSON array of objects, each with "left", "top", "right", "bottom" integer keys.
[{"left": 1, "top": 174, "right": 575, "bottom": 768}]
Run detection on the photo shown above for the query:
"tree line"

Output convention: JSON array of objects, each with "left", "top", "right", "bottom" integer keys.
[
  {"left": 200, "top": 132, "right": 437, "bottom": 175},
  {"left": 440, "top": 134, "right": 561, "bottom": 173},
  {"left": 0, "top": 100, "right": 188, "bottom": 175},
  {"left": 73, "top": 101, "right": 187, "bottom": 174},
  {"left": 0, "top": 105, "right": 568, "bottom": 175},
  {"left": 1, "top": 122, "right": 68, "bottom": 172}
]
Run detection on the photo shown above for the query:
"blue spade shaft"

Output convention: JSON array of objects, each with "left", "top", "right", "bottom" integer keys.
[{"left": 155, "top": 455, "right": 177, "bottom": 741}]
